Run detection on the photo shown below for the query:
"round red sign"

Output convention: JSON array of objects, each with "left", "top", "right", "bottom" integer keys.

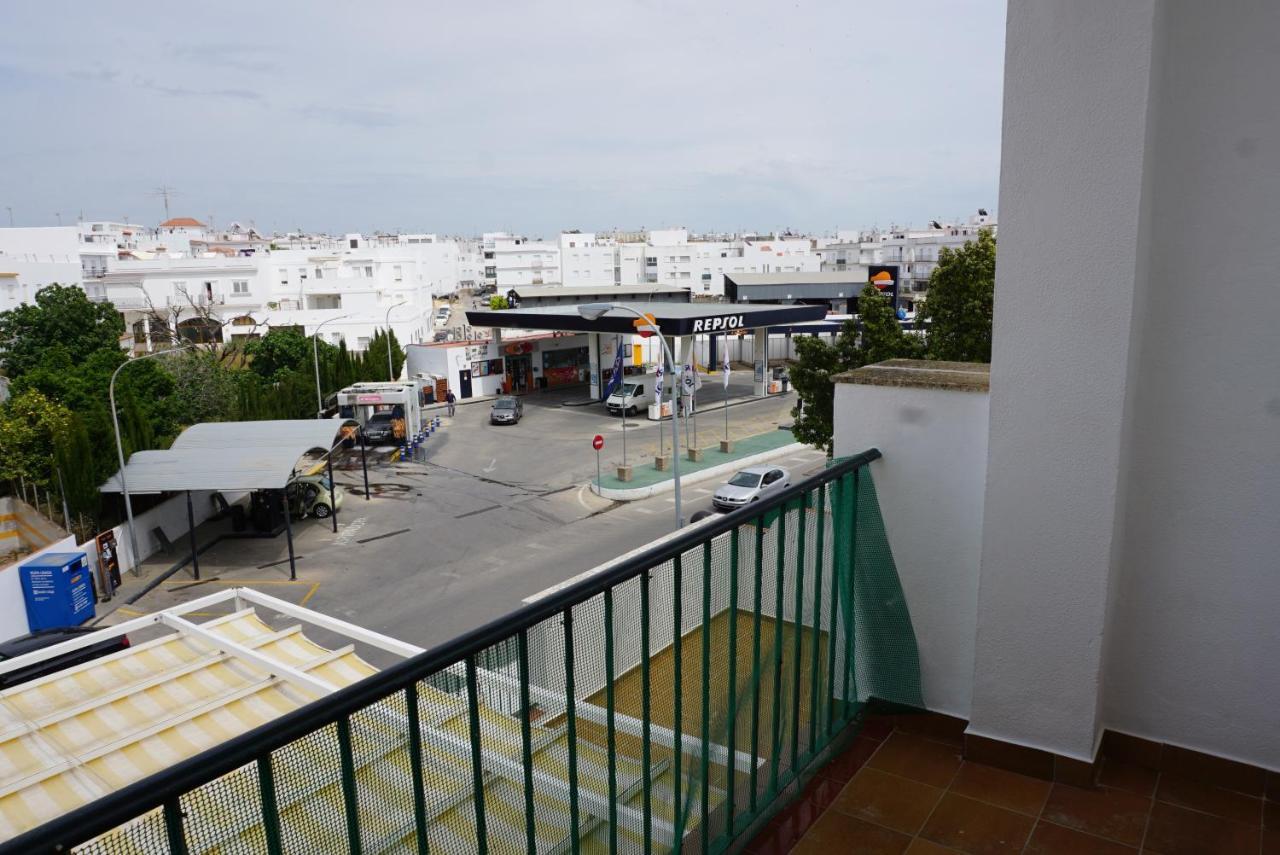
[{"left": 592, "top": 434, "right": 604, "bottom": 451}]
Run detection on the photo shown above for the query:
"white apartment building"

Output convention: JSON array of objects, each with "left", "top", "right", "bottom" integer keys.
[
  {"left": 93, "top": 232, "right": 468, "bottom": 355},
  {"left": 490, "top": 236, "right": 561, "bottom": 289},
  {"left": 818, "top": 211, "right": 997, "bottom": 296},
  {"left": 636, "top": 228, "right": 820, "bottom": 298},
  {"left": 558, "top": 232, "right": 616, "bottom": 287}
]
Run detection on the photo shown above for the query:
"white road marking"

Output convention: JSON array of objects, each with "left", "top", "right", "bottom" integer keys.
[
  {"left": 693, "top": 487, "right": 713, "bottom": 495},
  {"left": 663, "top": 497, "right": 677, "bottom": 504},
  {"left": 483, "top": 458, "right": 497, "bottom": 473},
  {"left": 632, "top": 506, "right": 655, "bottom": 514}
]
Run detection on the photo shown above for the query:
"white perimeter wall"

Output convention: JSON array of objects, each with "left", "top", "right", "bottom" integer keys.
[{"left": 834, "top": 381, "right": 989, "bottom": 720}]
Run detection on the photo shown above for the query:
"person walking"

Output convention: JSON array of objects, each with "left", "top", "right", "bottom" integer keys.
[{"left": 445, "top": 388, "right": 456, "bottom": 417}]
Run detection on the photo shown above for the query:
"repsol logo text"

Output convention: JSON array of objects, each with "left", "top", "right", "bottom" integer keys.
[{"left": 692, "top": 315, "right": 745, "bottom": 332}]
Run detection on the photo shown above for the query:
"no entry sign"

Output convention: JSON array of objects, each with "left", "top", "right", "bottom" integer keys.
[{"left": 592, "top": 434, "right": 604, "bottom": 451}]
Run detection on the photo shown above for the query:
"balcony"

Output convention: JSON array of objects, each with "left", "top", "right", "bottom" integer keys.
[{"left": 3, "top": 451, "right": 916, "bottom": 853}]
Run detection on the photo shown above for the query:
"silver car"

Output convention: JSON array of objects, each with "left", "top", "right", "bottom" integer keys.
[{"left": 712, "top": 466, "right": 791, "bottom": 512}]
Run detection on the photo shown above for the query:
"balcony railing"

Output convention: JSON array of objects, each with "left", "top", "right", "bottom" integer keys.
[{"left": 5, "top": 448, "right": 921, "bottom": 855}]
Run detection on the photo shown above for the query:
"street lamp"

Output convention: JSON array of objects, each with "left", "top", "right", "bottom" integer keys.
[
  {"left": 384, "top": 300, "right": 408, "bottom": 381},
  {"left": 578, "top": 302, "right": 684, "bottom": 528},
  {"left": 110, "top": 343, "right": 195, "bottom": 576},
  {"left": 313, "top": 315, "right": 350, "bottom": 417}
]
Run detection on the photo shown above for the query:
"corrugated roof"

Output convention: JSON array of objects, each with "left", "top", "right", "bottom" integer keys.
[
  {"left": 0, "top": 588, "right": 731, "bottom": 851},
  {"left": 101, "top": 419, "right": 355, "bottom": 493}
]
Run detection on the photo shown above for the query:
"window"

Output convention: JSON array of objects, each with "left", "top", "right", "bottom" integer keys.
[
  {"left": 279, "top": 268, "right": 288, "bottom": 285},
  {"left": 393, "top": 265, "right": 402, "bottom": 282},
  {"left": 315, "top": 267, "right": 323, "bottom": 279},
  {"left": 646, "top": 257, "right": 657, "bottom": 266},
  {"left": 349, "top": 238, "right": 359, "bottom": 249},
  {"left": 298, "top": 267, "right": 307, "bottom": 280},
  {"left": 364, "top": 266, "right": 374, "bottom": 277},
  {"left": 232, "top": 279, "right": 249, "bottom": 294},
  {"left": 357, "top": 336, "right": 370, "bottom": 349}
]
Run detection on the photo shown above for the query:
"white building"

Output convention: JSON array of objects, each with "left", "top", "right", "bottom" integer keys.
[
  {"left": 0, "top": 227, "right": 83, "bottom": 311},
  {"left": 491, "top": 236, "right": 561, "bottom": 289},
  {"left": 92, "top": 231, "right": 468, "bottom": 355}
]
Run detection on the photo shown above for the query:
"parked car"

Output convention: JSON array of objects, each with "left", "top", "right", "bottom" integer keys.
[
  {"left": 361, "top": 412, "right": 399, "bottom": 445},
  {"left": 434, "top": 306, "right": 452, "bottom": 323},
  {"left": 606, "top": 380, "right": 651, "bottom": 416},
  {"left": 712, "top": 466, "right": 791, "bottom": 512},
  {"left": 287, "top": 474, "right": 344, "bottom": 519},
  {"left": 490, "top": 396, "right": 523, "bottom": 425},
  {"left": 0, "top": 625, "right": 131, "bottom": 690}
]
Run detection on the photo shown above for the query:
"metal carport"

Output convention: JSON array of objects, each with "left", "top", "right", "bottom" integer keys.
[{"left": 101, "top": 419, "right": 361, "bottom": 580}]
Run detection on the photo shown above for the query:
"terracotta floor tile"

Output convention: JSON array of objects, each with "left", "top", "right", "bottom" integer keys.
[
  {"left": 1024, "top": 821, "right": 1137, "bottom": 854},
  {"left": 819, "top": 735, "right": 882, "bottom": 784},
  {"left": 1155, "top": 773, "right": 1263, "bottom": 826},
  {"left": 1097, "top": 760, "right": 1157, "bottom": 797},
  {"left": 950, "top": 761, "right": 1052, "bottom": 816},
  {"left": 1143, "top": 801, "right": 1260, "bottom": 855},
  {"left": 790, "top": 809, "right": 911, "bottom": 855},
  {"left": 868, "top": 732, "right": 963, "bottom": 789},
  {"left": 904, "top": 839, "right": 963, "bottom": 854},
  {"left": 832, "top": 766, "right": 945, "bottom": 835},
  {"left": 1040, "top": 783, "right": 1150, "bottom": 846},
  {"left": 745, "top": 775, "right": 846, "bottom": 853},
  {"left": 919, "top": 792, "right": 1035, "bottom": 855},
  {"left": 862, "top": 714, "right": 896, "bottom": 742}
]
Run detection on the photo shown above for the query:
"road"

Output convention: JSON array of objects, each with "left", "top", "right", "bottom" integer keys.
[{"left": 122, "top": 383, "right": 825, "bottom": 664}]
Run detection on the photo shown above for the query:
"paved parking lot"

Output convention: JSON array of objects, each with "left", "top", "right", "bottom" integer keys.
[{"left": 115, "top": 383, "right": 825, "bottom": 662}]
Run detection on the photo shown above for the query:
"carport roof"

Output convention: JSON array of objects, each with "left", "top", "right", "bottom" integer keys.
[
  {"left": 464, "top": 301, "right": 826, "bottom": 335},
  {"left": 101, "top": 418, "right": 356, "bottom": 493}
]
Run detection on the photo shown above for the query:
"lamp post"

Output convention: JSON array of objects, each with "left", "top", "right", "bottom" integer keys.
[
  {"left": 384, "top": 300, "right": 407, "bottom": 381},
  {"left": 110, "top": 343, "right": 195, "bottom": 576},
  {"left": 578, "top": 303, "right": 684, "bottom": 528},
  {"left": 312, "top": 315, "right": 350, "bottom": 417}
]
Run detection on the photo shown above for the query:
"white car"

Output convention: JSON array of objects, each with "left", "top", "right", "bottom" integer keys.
[
  {"left": 434, "top": 307, "right": 451, "bottom": 323},
  {"left": 712, "top": 466, "right": 791, "bottom": 512}
]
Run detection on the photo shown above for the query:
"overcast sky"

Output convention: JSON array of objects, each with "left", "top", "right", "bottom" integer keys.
[{"left": 0, "top": 1, "right": 1006, "bottom": 237}]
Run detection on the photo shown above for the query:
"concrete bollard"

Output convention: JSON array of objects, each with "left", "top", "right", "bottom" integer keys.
[
  {"left": 687, "top": 447, "right": 705, "bottom": 462},
  {"left": 654, "top": 454, "right": 672, "bottom": 471},
  {"left": 616, "top": 464, "right": 633, "bottom": 482},
  {"left": 720, "top": 440, "right": 735, "bottom": 454}
]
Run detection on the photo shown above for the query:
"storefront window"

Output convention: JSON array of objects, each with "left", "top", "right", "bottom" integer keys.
[{"left": 542, "top": 346, "right": 590, "bottom": 387}]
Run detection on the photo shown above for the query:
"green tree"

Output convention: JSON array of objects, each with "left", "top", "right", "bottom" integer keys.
[
  {"left": 922, "top": 228, "right": 996, "bottom": 362},
  {"left": 244, "top": 328, "right": 315, "bottom": 381},
  {"left": 166, "top": 350, "right": 242, "bottom": 425},
  {"left": 54, "top": 414, "right": 100, "bottom": 520},
  {"left": 364, "top": 328, "right": 405, "bottom": 382},
  {"left": 788, "top": 286, "right": 927, "bottom": 453},
  {"left": 0, "top": 284, "right": 125, "bottom": 379},
  {"left": 0, "top": 390, "right": 74, "bottom": 486},
  {"left": 488, "top": 295, "right": 510, "bottom": 310}
]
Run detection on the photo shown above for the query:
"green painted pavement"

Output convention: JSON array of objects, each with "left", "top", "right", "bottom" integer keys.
[{"left": 597, "top": 428, "right": 799, "bottom": 490}]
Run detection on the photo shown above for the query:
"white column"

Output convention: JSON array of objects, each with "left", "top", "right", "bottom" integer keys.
[
  {"left": 968, "top": 0, "right": 1161, "bottom": 761},
  {"left": 588, "top": 332, "right": 601, "bottom": 401},
  {"left": 752, "top": 328, "right": 768, "bottom": 396}
]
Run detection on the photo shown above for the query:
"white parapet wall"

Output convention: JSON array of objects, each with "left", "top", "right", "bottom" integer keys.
[{"left": 832, "top": 360, "right": 990, "bottom": 721}]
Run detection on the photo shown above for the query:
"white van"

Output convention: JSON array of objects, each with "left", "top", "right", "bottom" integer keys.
[{"left": 606, "top": 380, "right": 652, "bottom": 416}]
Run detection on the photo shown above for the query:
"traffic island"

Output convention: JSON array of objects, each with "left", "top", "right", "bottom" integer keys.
[{"left": 591, "top": 428, "right": 807, "bottom": 501}]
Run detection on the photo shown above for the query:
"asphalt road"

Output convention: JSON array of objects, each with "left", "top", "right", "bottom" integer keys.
[{"left": 122, "top": 383, "right": 826, "bottom": 665}]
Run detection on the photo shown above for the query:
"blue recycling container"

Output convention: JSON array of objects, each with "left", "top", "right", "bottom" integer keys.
[{"left": 19, "top": 552, "right": 95, "bottom": 631}]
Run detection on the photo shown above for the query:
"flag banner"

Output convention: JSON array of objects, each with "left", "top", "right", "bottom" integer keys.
[
  {"left": 654, "top": 362, "right": 664, "bottom": 408},
  {"left": 603, "top": 336, "right": 624, "bottom": 400},
  {"left": 722, "top": 339, "right": 731, "bottom": 389}
]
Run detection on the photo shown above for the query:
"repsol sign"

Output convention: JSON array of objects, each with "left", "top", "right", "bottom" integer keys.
[{"left": 692, "top": 315, "right": 745, "bottom": 332}]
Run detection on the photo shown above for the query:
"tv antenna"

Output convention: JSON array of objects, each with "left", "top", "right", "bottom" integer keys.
[{"left": 151, "top": 186, "right": 179, "bottom": 222}]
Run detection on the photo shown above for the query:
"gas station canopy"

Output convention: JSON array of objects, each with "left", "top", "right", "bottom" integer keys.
[{"left": 464, "top": 301, "right": 827, "bottom": 336}]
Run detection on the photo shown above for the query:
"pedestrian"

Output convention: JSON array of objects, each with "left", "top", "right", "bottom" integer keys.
[{"left": 445, "top": 388, "right": 456, "bottom": 417}]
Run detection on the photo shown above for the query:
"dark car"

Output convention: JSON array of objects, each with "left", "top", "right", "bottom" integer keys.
[
  {"left": 490, "top": 396, "right": 523, "bottom": 425},
  {"left": 0, "top": 625, "right": 131, "bottom": 690},
  {"left": 361, "top": 412, "right": 398, "bottom": 445}
]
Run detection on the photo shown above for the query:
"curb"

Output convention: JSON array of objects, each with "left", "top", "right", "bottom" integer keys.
[{"left": 590, "top": 441, "right": 808, "bottom": 501}]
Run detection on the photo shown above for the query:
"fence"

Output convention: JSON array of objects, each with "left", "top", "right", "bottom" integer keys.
[{"left": 4, "top": 447, "right": 922, "bottom": 855}]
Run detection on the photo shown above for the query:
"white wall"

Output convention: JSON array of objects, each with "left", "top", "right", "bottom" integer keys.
[
  {"left": 1100, "top": 0, "right": 1280, "bottom": 771},
  {"left": 968, "top": 0, "right": 1161, "bottom": 762},
  {"left": 834, "top": 380, "right": 989, "bottom": 720}
]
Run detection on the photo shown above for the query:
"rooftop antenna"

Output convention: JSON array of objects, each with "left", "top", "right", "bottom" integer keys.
[{"left": 151, "top": 185, "right": 178, "bottom": 222}]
